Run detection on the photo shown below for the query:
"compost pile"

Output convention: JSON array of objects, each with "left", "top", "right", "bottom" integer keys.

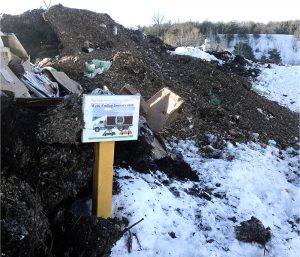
[{"left": 1, "top": 5, "right": 299, "bottom": 257}]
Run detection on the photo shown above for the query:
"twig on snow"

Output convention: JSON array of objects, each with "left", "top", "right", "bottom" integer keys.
[{"left": 121, "top": 218, "right": 144, "bottom": 235}]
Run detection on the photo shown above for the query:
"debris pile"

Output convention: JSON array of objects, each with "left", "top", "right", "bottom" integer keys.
[
  {"left": 1, "top": 4, "right": 299, "bottom": 257},
  {"left": 0, "top": 32, "right": 82, "bottom": 100}
]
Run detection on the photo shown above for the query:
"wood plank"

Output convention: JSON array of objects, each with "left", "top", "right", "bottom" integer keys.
[{"left": 92, "top": 141, "right": 115, "bottom": 218}]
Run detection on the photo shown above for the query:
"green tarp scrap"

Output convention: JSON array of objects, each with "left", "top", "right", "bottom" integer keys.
[
  {"left": 84, "top": 59, "right": 112, "bottom": 78},
  {"left": 209, "top": 91, "right": 221, "bottom": 106}
]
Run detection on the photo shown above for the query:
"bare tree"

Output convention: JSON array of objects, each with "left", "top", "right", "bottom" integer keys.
[
  {"left": 42, "top": 0, "right": 52, "bottom": 9},
  {"left": 152, "top": 12, "right": 165, "bottom": 26},
  {"left": 152, "top": 12, "right": 165, "bottom": 38}
]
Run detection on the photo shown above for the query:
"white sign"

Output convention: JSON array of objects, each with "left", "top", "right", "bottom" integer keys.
[{"left": 82, "top": 94, "right": 140, "bottom": 143}]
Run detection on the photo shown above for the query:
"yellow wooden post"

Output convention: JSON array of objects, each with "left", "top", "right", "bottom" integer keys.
[{"left": 92, "top": 141, "right": 115, "bottom": 218}]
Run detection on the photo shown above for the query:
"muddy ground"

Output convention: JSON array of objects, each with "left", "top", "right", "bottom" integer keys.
[{"left": 1, "top": 5, "right": 299, "bottom": 257}]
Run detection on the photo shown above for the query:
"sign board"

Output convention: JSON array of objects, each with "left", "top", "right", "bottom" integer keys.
[{"left": 82, "top": 94, "right": 140, "bottom": 143}]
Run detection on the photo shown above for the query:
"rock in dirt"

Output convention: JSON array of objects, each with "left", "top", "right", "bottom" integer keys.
[{"left": 235, "top": 216, "right": 271, "bottom": 246}]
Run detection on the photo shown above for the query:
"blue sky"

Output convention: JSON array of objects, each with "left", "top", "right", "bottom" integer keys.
[{"left": 1, "top": 0, "right": 299, "bottom": 27}]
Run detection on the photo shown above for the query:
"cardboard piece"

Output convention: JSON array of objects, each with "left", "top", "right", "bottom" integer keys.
[
  {"left": 120, "top": 85, "right": 184, "bottom": 132},
  {"left": 119, "top": 84, "right": 149, "bottom": 114},
  {"left": 0, "top": 33, "right": 31, "bottom": 97},
  {"left": 1, "top": 33, "right": 29, "bottom": 61},
  {"left": 146, "top": 87, "right": 184, "bottom": 132},
  {"left": 0, "top": 47, "right": 12, "bottom": 65},
  {"left": 45, "top": 69, "right": 82, "bottom": 94},
  {"left": 0, "top": 60, "right": 30, "bottom": 97}
]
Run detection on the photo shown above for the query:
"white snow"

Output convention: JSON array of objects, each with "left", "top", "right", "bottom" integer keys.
[
  {"left": 111, "top": 140, "right": 300, "bottom": 257},
  {"left": 252, "top": 64, "right": 300, "bottom": 112},
  {"left": 171, "top": 46, "right": 224, "bottom": 64},
  {"left": 217, "top": 34, "right": 300, "bottom": 65}
]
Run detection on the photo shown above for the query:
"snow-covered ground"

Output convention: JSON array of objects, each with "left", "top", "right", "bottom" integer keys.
[
  {"left": 252, "top": 64, "right": 300, "bottom": 113},
  {"left": 108, "top": 46, "right": 300, "bottom": 257},
  {"left": 217, "top": 34, "right": 300, "bottom": 65},
  {"left": 111, "top": 140, "right": 299, "bottom": 257}
]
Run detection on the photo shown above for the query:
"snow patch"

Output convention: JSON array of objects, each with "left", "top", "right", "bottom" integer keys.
[
  {"left": 171, "top": 46, "right": 224, "bottom": 64},
  {"left": 111, "top": 140, "right": 300, "bottom": 257},
  {"left": 252, "top": 64, "right": 300, "bottom": 112}
]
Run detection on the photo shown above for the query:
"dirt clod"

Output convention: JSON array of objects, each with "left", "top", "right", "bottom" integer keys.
[{"left": 235, "top": 216, "right": 271, "bottom": 246}]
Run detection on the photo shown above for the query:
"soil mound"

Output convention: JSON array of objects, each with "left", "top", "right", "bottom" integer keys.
[
  {"left": 1, "top": 9, "right": 60, "bottom": 60},
  {"left": 3, "top": 5, "right": 297, "bottom": 149}
]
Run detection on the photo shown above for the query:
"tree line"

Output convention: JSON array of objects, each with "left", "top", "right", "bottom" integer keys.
[{"left": 140, "top": 20, "right": 300, "bottom": 47}]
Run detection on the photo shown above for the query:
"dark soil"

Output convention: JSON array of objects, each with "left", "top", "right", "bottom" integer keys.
[
  {"left": 157, "top": 54, "right": 299, "bottom": 150},
  {"left": 155, "top": 157, "right": 199, "bottom": 181},
  {"left": 35, "top": 6, "right": 299, "bottom": 149},
  {"left": 36, "top": 94, "right": 84, "bottom": 144},
  {"left": 1, "top": 175, "right": 50, "bottom": 256},
  {"left": 207, "top": 51, "right": 260, "bottom": 78},
  {"left": 235, "top": 216, "right": 271, "bottom": 246},
  {"left": 1, "top": 96, "right": 93, "bottom": 213},
  {"left": 51, "top": 211, "right": 122, "bottom": 257},
  {"left": 1, "top": 4, "right": 299, "bottom": 257},
  {"left": 114, "top": 121, "right": 198, "bottom": 181}
]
